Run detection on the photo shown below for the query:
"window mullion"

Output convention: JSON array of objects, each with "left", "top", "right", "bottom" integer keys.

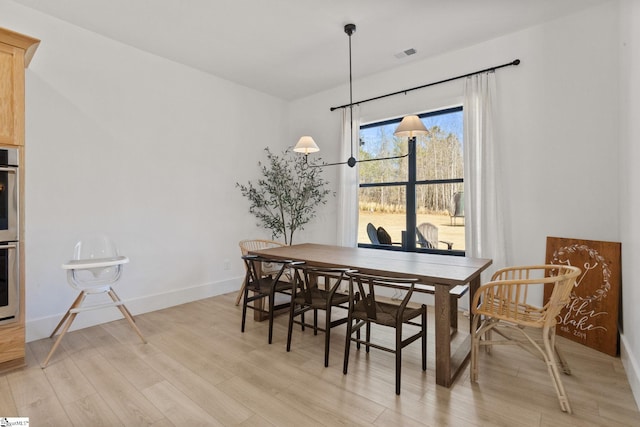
[{"left": 406, "top": 137, "right": 417, "bottom": 251}]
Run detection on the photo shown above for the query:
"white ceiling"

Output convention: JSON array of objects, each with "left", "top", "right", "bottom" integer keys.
[{"left": 15, "top": 0, "right": 607, "bottom": 100}]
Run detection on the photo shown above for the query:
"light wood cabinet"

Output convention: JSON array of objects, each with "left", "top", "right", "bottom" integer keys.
[
  {"left": 0, "top": 27, "right": 39, "bottom": 371},
  {"left": 0, "top": 28, "right": 38, "bottom": 146}
]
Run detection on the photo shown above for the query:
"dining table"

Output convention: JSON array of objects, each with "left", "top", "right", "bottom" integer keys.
[{"left": 249, "top": 242, "right": 492, "bottom": 388}]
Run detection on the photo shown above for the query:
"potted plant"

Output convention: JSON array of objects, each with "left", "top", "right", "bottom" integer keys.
[{"left": 237, "top": 147, "right": 332, "bottom": 245}]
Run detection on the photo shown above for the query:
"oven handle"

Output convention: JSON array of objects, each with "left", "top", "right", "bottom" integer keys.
[
  {"left": 0, "top": 167, "right": 17, "bottom": 173},
  {"left": 0, "top": 244, "right": 17, "bottom": 250}
]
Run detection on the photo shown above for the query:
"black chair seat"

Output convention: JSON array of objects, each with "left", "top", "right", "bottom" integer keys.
[
  {"left": 351, "top": 299, "right": 424, "bottom": 327},
  {"left": 248, "top": 276, "right": 292, "bottom": 294},
  {"left": 293, "top": 289, "right": 350, "bottom": 310}
]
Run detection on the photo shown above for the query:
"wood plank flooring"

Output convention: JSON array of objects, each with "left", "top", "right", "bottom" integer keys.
[{"left": 0, "top": 292, "right": 638, "bottom": 426}]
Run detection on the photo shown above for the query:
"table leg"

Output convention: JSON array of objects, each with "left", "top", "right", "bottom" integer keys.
[
  {"left": 434, "top": 283, "right": 452, "bottom": 387},
  {"left": 435, "top": 276, "right": 482, "bottom": 387}
]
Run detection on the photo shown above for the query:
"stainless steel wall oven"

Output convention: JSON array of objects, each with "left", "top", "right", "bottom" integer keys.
[{"left": 0, "top": 148, "right": 19, "bottom": 324}]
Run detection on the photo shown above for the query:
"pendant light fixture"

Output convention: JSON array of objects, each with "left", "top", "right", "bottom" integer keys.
[
  {"left": 294, "top": 23, "right": 429, "bottom": 167},
  {"left": 393, "top": 114, "right": 428, "bottom": 142}
]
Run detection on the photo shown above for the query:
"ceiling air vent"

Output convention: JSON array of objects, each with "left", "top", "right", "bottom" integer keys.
[{"left": 394, "top": 48, "right": 417, "bottom": 59}]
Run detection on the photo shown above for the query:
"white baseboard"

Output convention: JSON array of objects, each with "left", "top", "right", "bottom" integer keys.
[
  {"left": 621, "top": 334, "right": 640, "bottom": 410},
  {"left": 25, "top": 276, "right": 242, "bottom": 342}
]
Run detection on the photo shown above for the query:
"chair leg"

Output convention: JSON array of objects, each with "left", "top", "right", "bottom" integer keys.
[
  {"left": 49, "top": 292, "right": 84, "bottom": 338},
  {"left": 313, "top": 309, "right": 318, "bottom": 335},
  {"left": 542, "top": 326, "right": 572, "bottom": 413},
  {"left": 268, "top": 292, "right": 275, "bottom": 344},
  {"left": 343, "top": 317, "right": 353, "bottom": 375},
  {"left": 470, "top": 313, "right": 482, "bottom": 382},
  {"left": 552, "top": 329, "right": 571, "bottom": 375},
  {"left": 353, "top": 292, "right": 361, "bottom": 349},
  {"left": 234, "top": 277, "right": 247, "bottom": 306},
  {"left": 421, "top": 305, "right": 427, "bottom": 371},
  {"left": 42, "top": 311, "right": 79, "bottom": 368},
  {"left": 241, "top": 284, "right": 250, "bottom": 333},
  {"left": 395, "top": 323, "right": 402, "bottom": 395},
  {"left": 286, "top": 301, "right": 296, "bottom": 352},
  {"left": 365, "top": 321, "right": 371, "bottom": 353},
  {"left": 42, "top": 292, "right": 87, "bottom": 368},
  {"left": 485, "top": 323, "right": 493, "bottom": 354},
  {"left": 324, "top": 306, "right": 331, "bottom": 367},
  {"left": 108, "top": 289, "right": 146, "bottom": 344}
]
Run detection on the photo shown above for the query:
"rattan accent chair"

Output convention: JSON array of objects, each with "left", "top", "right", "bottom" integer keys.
[
  {"left": 240, "top": 254, "right": 293, "bottom": 344},
  {"left": 343, "top": 271, "right": 427, "bottom": 395},
  {"left": 470, "top": 264, "right": 581, "bottom": 413},
  {"left": 287, "top": 263, "right": 353, "bottom": 367}
]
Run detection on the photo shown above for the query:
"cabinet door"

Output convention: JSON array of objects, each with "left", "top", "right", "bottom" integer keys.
[{"left": 0, "top": 43, "right": 25, "bottom": 146}]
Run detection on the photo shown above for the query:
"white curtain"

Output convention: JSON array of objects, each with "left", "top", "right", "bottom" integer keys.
[
  {"left": 336, "top": 106, "right": 360, "bottom": 247},
  {"left": 463, "top": 72, "right": 507, "bottom": 274}
]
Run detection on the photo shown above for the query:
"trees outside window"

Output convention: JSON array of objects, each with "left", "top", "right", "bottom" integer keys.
[{"left": 358, "top": 107, "right": 464, "bottom": 254}]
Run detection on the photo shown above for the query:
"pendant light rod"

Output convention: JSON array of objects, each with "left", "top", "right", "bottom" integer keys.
[
  {"left": 297, "top": 23, "right": 423, "bottom": 169},
  {"left": 345, "top": 23, "right": 357, "bottom": 167},
  {"left": 330, "top": 58, "right": 520, "bottom": 111},
  {"left": 303, "top": 151, "right": 409, "bottom": 168}
]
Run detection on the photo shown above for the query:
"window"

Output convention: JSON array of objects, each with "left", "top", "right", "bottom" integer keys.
[{"left": 357, "top": 106, "right": 464, "bottom": 254}]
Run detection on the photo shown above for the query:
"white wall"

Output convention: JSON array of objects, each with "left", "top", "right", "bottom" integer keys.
[
  {"left": 1, "top": 0, "right": 637, "bottom": 407},
  {"left": 619, "top": 0, "right": 640, "bottom": 409},
  {"left": 0, "top": 2, "right": 288, "bottom": 341},
  {"left": 289, "top": 0, "right": 639, "bottom": 406},
  {"left": 291, "top": 2, "right": 620, "bottom": 257}
]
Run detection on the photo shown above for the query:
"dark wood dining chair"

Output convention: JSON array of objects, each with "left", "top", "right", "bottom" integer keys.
[
  {"left": 240, "top": 254, "right": 293, "bottom": 344},
  {"left": 236, "top": 239, "right": 285, "bottom": 305},
  {"left": 343, "top": 271, "right": 427, "bottom": 395},
  {"left": 287, "top": 263, "right": 353, "bottom": 367}
]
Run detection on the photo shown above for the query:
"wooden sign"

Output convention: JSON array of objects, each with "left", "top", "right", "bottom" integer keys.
[{"left": 545, "top": 237, "right": 621, "bottom": 356}]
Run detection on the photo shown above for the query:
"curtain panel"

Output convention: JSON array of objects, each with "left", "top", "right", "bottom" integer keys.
[
  {"left": 463, "top": 72, "right": 507, "bottom": 276},
  {"left": 336, "top": 106, "right": 360, "bottom": 247}
]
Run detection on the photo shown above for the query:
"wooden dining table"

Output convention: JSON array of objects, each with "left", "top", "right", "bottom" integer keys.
[{"left": 249, "top": 243, "right": 492, "bottom": 388}]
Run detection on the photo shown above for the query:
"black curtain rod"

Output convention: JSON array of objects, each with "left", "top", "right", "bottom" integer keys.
[{"left": 329, "top": 58, "right": 520, "bottom": 111}]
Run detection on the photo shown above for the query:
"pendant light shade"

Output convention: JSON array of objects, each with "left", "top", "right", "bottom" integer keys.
[
  {"left": 394, "top": 115, "right": 428, "bottom": 138},
  {"left": 293, "top": 136, "right": 320, "bottom": 154}
]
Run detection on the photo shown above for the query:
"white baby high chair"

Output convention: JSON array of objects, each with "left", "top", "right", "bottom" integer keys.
[{"left": 42, "top": 235, "right": 146, "bottom": 367}]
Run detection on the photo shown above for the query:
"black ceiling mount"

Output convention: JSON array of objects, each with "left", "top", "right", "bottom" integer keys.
[{"left": 344, "top": 23, "right": 356, "bottom": 36}]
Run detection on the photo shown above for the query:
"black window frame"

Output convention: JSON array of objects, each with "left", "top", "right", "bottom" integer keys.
[{"left": 357, "top": 106, "right": 465, "bottom": 256}]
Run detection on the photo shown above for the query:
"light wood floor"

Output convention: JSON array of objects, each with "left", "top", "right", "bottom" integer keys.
[{"left": 1, "top": 292, "right": 638, "bottom": 426}]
